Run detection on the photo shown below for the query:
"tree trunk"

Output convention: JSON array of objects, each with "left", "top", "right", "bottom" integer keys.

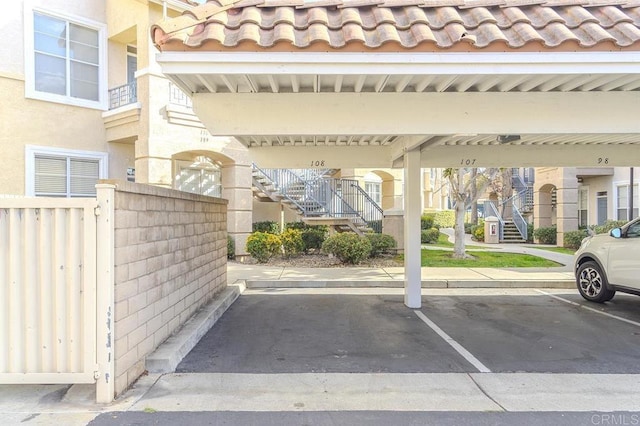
[
  {"left": 453, "top": 199, "right": 467, "bottom": 258},
  {"left": 470, "top": 168, "right": 478, "bottom": 225}
]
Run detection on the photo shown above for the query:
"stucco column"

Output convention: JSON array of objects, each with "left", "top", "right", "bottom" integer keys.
[
  {"left": 555, "top": 170, "right": 579, "bottom": 247},
  {"left": 221, "top": 163, "right": 252, "bottom": 258},
  {"left": 404, "top": 148, "right": 422, "bottom": 309},
  {"left": 533, "top": 188, "right": 552, "bottom": 231}
]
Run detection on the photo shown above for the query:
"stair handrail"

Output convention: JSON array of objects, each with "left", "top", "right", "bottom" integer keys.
[
  {"left": 252, "top": 164, "right": 327, "bottom": 215},
  {"left": 253, "top": 164, "right": 384, "bottom": 232},
  {"left": 500, "top": 191, "right": 529, "bottom": 241},
  {"left": 484, "top": 200, "right": 504, "bottom": 240},
  {"left": 348, "top": 180, "right": 384, "bottom": 232}
]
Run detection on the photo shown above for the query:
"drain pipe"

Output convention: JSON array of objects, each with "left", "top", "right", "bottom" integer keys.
[
  {"left": 631, "top": 167, "right": 635, "bottom": 221},
  {"left": 162, "top": 0, "right": 167, "bottom": 18}
]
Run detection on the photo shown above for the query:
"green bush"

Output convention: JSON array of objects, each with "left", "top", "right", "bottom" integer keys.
[
  {"left": 421, "top": 214, "right": 435, "bottom": 230},
  {"left": 366, "top": 233, "right": 396, "bottom": 257},
  {"left": 563, "top": 229, "right": 589, "bottom": 249},
  {"left": 527, "top": 223, "right": 534, "bottom": 243},
  {"left": 280, "top": 228, "right": 304, "bottom": 258},
  {"left": 594, "top": 220, "right": 627, "bottom": 235},
  {"left": 434, "top": 210, "right": 455, "bottom": 228},
  {"left": 464, "top": 223, "right": 475, "bottom": 234},
  {"left": 322, "top": 233, "right": 372, "bottom": 264},
  {"left": 472, "top": 225, "right": 485, "bottom": 242},
  {"left": 227, "top": 235, "right": 235, "bottom": 260},
  {"left": 285, "top": 222, "right": 328, "bottom": 252},
  {"left": 421, "top": 227, "right": 440, "bottom": 244},
  {"left": 246, "top": 231, "right": 281, "bottom": 263},
  {"left": 252, "top": 221, "right": 279, "bottom": 234},
  {"left": 533, "top": 225, "right": 557, "bottom": 245}
]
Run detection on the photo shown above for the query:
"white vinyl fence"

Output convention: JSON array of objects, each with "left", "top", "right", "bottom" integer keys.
[{"left": 0, "top": 198, "right": 98, "bottom": 384}]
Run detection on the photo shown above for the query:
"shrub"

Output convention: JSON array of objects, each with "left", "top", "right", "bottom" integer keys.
[
  {"left": 227, "top": 235, "right": 235, "bottom": 260},
  {"left": 285, "top": 222, "right": 328, "bottom": 252},
  {"left": 563, "top": 229, "right": 588, "bottom": 249},
  {"left": 366, "top": 233, "right": 397, "bottom": 257},
  {"left": 472, "top": 225, "right": 485, "bottom": 242},
  {"left": 246, "top": 231, "right": 281, "bottom": 263},
  {"left": 421, "top": 227, "right": 440, "bottom": 244},
  {"left": 464, "top": 223, "right": 475, "bottom": 234},
  {"left": 533, "top": 225, "right": 557, "bottom": 245},
  {"left": 526, "top": 223, "right": 534, "bottom": 243},
  {"left": 421, "top": 214, "right": 435, "bottom": 230},
  {"left": 280, "top": 228, "right": 304, "bottom": 258},
  {"left": 322, "top": 233, "right": 372, "bottom": 264},
  {"left": 252, "top": 221, "right": 279, "bottom": 234},
  {"left": 434, "top": 210, "right": 455, "bottom": 228},
  {"left": 594, "top": 220, "right": 627, "bottom": 235}
]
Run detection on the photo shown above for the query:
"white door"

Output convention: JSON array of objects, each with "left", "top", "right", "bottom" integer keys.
[{"left": 607, "top": 220, "right": 640, "bottom": 289}]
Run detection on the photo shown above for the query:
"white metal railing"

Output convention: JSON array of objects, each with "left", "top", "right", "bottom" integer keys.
[
  {"left": 169, "top": 82, "right": 193, "bottom": 108},
  {"left": 109, "top": 82, "right": 137, "bottom": 110},
  {"left": 0, "top": 198, "right": 97, "bottom": 384}
]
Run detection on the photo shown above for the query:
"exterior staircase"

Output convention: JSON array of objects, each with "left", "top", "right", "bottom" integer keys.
[
  {"left": 251, "top": 164, "right": 383, "bottom": 235},
  {"left": 484, "top": 168, "right": 534, "bottom": 243}
]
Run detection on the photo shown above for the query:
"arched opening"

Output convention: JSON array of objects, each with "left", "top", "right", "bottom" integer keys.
[
  {"left": 171, "top": 150, "right": 234, "bottom": 197},
  {"left": 367, "top": 169, "right": 400, "bottom": 211},
  {"left": 536, "top": 183, "right": 557, "bottom": 229}
]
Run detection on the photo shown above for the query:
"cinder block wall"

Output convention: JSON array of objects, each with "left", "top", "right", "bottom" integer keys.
[{"left": 109, "top": 181, "right": 227, "bottom": 395}]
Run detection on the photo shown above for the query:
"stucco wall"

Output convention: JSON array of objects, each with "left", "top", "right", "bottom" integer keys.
[{"left": 111, "top": 181, "right": 227, "bottom": 396}]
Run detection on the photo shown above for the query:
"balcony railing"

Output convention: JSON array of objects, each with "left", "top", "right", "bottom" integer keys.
[
  {"left": 169, "top": 83, "right": 192, "bottom": 108},
  {"left": 108, "top": 82, "right": 137, "bottom": 110}
]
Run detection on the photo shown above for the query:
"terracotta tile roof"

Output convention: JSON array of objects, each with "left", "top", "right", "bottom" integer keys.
[{"left": 151, "top": 0, "right": 640, "bottom": 51}]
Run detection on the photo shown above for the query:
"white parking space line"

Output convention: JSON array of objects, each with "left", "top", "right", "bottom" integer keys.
[
  {"left": 536, "top": 289, "right": 640, "bottom": 328},
  {"left": 414, "top": 310, "right": 491, "bottom": 373}
]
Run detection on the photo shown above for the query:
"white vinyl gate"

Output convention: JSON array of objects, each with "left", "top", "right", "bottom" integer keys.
[{"left": 0, "top": 198, "right": 98, "bottom": 384}]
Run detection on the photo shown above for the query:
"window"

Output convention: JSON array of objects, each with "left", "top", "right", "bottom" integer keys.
[
  {"left": 24, "top": 4, "right": 106, "bottom": 109},
  {"left": 175, "top": 157, "right": 222, "bottom": 197},
  {"left": 617, "top": 184, "right": 639, "bottom": 221},
  {"left": 127, "top": 45, "right": 137, "bottom": 84},
  {"left": 578, "top": 188, "right": 588, "bottom": 227},
  {"left": 26, "top": 146, "right": 108, "bottom": 197},
  {"left": 363, "top": 172, "right": 382, "bottom": 205}
]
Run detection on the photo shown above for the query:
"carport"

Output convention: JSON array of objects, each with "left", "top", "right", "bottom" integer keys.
[{"left": 151, "top": 0, "right": 640, "bottom": 308}]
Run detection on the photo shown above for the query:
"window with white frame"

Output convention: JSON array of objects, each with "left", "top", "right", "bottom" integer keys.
[
  {"left": 24, "top": 4, "right": 106, "bottom": 108},
  {"left": 175, "top": 157, "right": 222, "bottom": 197},
  {"left": 578, "top": 187, "right": 588, "bottom": 227},
  {"left": 26, "top": 146, "right": 108, "bottom": 197},
  {"left": 363, "top": 172, "right": 382, "bottom": 205},
  {"left": 617, "top": 184, "right": 639, "bottom": 220}
]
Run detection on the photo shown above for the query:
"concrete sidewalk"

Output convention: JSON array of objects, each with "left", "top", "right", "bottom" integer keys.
[
  {"left": 229, "top": 230, "right": 576, "bottom": 289},
  {"left": 228, "top": 263, "right": 575, "bottom": 289}
]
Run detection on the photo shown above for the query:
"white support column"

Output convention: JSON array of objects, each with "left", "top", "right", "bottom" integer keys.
[
  {"left": 404, "top": 148, "right": 422, "bottom": 309},
  {"left": 95, "top": 184, "right": 115, "bottom": 403}
]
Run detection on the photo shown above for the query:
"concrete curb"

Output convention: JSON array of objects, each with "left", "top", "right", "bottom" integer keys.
[
  {"left": 146, "top": 283, "right": 245, "bottom": 373},
  {"left": 245, "top": 280, "right": 575, "bottom": 289}
]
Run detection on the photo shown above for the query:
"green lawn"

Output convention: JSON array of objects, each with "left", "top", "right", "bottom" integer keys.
[
  {"left": 525, "top": 246, "right": 576, "bottom": 255},
  {"left": 400, "top": 249, "right": 563, "bottom": 268},
  {"left": 425, "top": 232, "right": 484, "bottom": 250}
]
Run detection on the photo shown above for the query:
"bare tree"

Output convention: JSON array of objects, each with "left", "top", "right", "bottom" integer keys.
[{"left": 444, "top": 167, "right": 500, "bottom": 258}]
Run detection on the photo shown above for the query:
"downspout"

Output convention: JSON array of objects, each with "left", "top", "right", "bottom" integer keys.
[
  {"left": 630, "top": 167, "right": 635, "bottom": 221},
  {"left": 163, "top": 0, "right": 167, "bottom": 18}
]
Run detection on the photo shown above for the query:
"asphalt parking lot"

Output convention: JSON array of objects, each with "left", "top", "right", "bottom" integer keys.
[
  {"left": 85, "top": 288, "right": 640, "bottom": 424},
  {"left": 177, "top": 288, "right": 640, "bottom": 375}
]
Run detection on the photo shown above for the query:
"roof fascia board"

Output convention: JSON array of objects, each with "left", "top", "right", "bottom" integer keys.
[
  {"left": 156, "top": 51, "right": 640, "bottom": 75},
  {"left": 148, "top": 0, "right": 193, "bottom": 13}
]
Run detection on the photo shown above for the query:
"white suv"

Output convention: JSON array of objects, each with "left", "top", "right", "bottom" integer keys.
[{"left": 574, "top": 217, "right": 640, "bottom": 303}]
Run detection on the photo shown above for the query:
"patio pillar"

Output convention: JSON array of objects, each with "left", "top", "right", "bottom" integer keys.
[{"left": 404, "top": 148, "right": 422, "bottom": 308}]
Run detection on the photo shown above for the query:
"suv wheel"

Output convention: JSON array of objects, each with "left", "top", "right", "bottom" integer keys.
[{"left": 577, "top": 261, "right": 615, "bottom": 303}]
